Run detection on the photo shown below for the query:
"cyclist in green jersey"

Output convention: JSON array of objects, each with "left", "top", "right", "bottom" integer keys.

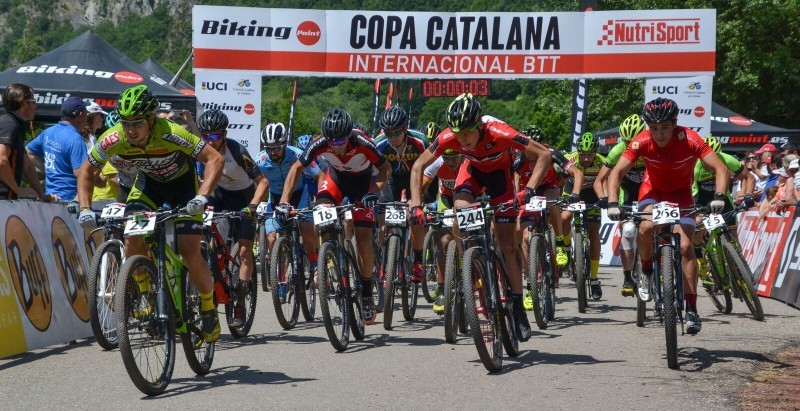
[
  {"left": 594, "top": 114, "right": 647, "bottom": 296},
  {"left": 561, "top": 132, "right": 606, "bottom": 299},
  {"left": 76, "top": 85, "right": 225, "bottom": 343},
  {"left": 692, "top": 136, "right": 755, "bottom": 277}
]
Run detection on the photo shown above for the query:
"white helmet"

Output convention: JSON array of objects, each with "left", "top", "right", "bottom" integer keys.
[{"left": 260, "top": 122, "right": 288, "bottom": 150}]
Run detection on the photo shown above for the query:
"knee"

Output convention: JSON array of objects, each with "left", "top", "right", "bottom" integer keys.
[{"left": 680, "top": 241, "right": 695, "bottom": 258}]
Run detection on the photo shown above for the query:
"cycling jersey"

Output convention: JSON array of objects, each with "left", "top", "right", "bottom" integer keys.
[
  {"left": 376, "top": 135, "right": 426, "bottom": 177},
  {"left": 373, "top": 128, "right": 429, "bottom": 147},
  {"left": 564, "top": 152, "right": 606, "bottom": 190},
  {"left": 605, "top": 141, "right": 646, "bottom": 187},
  {"left": 197, "top": 139, "right": 260, "bottom": 191},
  {"left": 513, "top": 150, "right": 560, "bottom": 190},
  {"left": 300, "top": 131, "right": 385, "bottom": 177},
  {"left": 89, "top": 119, "right": 205, "bottom": 183},
  {"left": 430, "top": 116, "right": 527, "bottom": 173},
  {"left": 693, "top": 151, "right": 744, "bottom": 197},
  {"left": 256, "top": 145, "right": 320, "bottom": 195},
  {"left": 423, "top": 156, "right": 458, "bottom": 198}
]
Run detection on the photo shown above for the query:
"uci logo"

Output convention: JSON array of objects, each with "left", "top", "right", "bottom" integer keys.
[
  {"left": 52, "top": 217, "right": 90, "bottom": 322},
  {"left": 652, "top": 86, "right": 678, "bottom": 94},
  {"left": 5, "top": 216, "right": 52, "bottom": 331},
  {"left": 201, "top": 81, "right": 227, "bottom": 91}
]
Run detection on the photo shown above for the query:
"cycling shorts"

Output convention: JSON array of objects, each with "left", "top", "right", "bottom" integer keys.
[
  {"left": 125, "top": 170, "right": 202, "bottom": 235},
  {"left": 317, "top": 170, "right": 375, "bottom": 228},
  {"left": 209, "top": 184, "right": 257, "bottom": 241},
  {"left": 453, "top": 159, "right": 516, "bottom": 224},
  {"left": 638, "top": 183, "right": 696, "bottom": 226}
]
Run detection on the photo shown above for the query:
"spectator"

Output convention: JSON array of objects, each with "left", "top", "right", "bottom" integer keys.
[
  {"left": 83, "top": 102, "right": 107, "bottom": 152},
  {"left": 759, "top": 185, "right": 779, "bottom": 221},
  {"left": 0, "top": 83, "right": 50, "bottom": 201},
  {"left": 25, "top": 96, "right": 89, "bottom": 201},
  {"left": 780, "top": 141, "right": 798, "bottom": 157},
  {"left": 759, "top": 152, "right": 783, "bottom": 202},
  {"left": 779, "top": 156, "right": 800, "bottom": 208},
  {"left": 753, "top": 143, "right": 777, "bottom": 182}
]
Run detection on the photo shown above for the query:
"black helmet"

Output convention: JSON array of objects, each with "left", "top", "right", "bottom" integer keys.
[
  {"left": 353, "top": 122, "right": 368, "bottom": 134},
  {"left": 446, "top": 93, "right": 482, "bottom": 132},
  {"left": 521, "top": 124, "right": 544, "bottom": 142},
  {"left": 196, "top": 109, "right": 229, "bottom": 132},
  {"left": 379, "top": 106, "right": 408, "bottom": 132},
  {"left": 321, "top": 108, "right": 353, "bottom": 141},
  {"left": 642, "top": 97, "right": 679, "bottom": 123}
]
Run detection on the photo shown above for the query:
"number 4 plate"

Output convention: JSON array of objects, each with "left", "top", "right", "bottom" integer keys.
[
  {"left": 101, "top": 202, "right": 125, "bottom": 218},
  {"left": 653, "top": 202, "right": 680, "bottom": 224},
  {"left": 525, "top": 196, "right": 547, "bottom": 212},
  {"left": 702, "top": 213, "right": 725, "bottom": 231},
  {"left": 124, "top": 215, "right": 156, "bottom": 236}
]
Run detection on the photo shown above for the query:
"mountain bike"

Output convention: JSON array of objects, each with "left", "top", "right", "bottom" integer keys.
[
  {"left": 313, "top": 203, "right": 366, "bottom": 351},
  {"left": 87, "top": 202, "right": 128, "bottom": 350},
  {"left": 379, "top": 199, "right": 419, "bottom": 330},
  {"left": 525, "top": 197, "right": 562, "bottom": 330},
  {"left": 115, "top": 208, "right": 215, "bottom": 396},
  {"left": 562, "top": 202, "right": 600, "bottom": 313},
  {"left": 270, "top": 207, "right": 316, "bottom": 329},
  {"left": 204, "top": 209, "right": 257, "bottom": 338},
  {"left": 421, "top": 208, "right": 452, "bottom": 304},
  {"left": 457, "top": 196, "right": 519, "bottom": 372},
  {"left": 697, "top": 205, "right": 764, "bottom": 320},
  {"left": 255, "top": 202, "right": 271, "bottom": 293}
]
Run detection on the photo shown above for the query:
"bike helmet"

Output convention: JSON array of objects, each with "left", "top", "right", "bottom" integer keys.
[
  {"left": 353, "top": 123, "right": 368, "bottom": 135},
  {"left": 260, "top": 122, "right": 288, "bottom": 149},
  {"left": 296, "top": 134, "right": 314, "bottom": 150},
  {"left": 104, "top": 110, "right": 120, "bottom": 129},
  {"left": 424, "top": 121, "right": 442, "bottom": 142},
  {"left": 521, "top": 124, "right": 544, "bottom": 142},
  {"left": 196, "top": 109, "right": 229, "bottom": 132},
  {"left": 379, "top": 106, "right": 408, "bottom": 132},
  {"left": 577, "top": 132, "right": 598, "bottom": 152},
  {"left": 116, "top": 85, "right": 159, "bottom": 118},
  {"left": 442, "top": 148, "right": 460, "bottom": 158},
  {"left": 446, "top": 93, "right": 482, "bottom": 133},
  {"left": 704, "top": 136, "right": 722, "bottom": 154},
  {"left": 642, "top": 97, "right": 679, "bottom": 123},
  {"left": 619, "top": 114, "right": 646, "bottom": 142},
  {"left": 321, "top": 108, "right": 353, "bottom": 142}
]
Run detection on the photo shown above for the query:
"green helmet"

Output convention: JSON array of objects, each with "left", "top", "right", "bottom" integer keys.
[
  {"left": 619, "top": 114, "right": 646, "bottom": 142},
  {"left": 104, "top": 110, "right": 120, "bottom": 128},
  {"left": 116, "top": 85, "right": 159, "bottom": 118},
  {"left": 521, "top": 124, "right": 544, "bottom": 142},
  {"left": 577, "top": 132, "right": 598, "bottom": 152},
  {"left": 424, "top": 121, "right": 442, "bottom": 142},
  {"left": 446, "top": 93, "right": 481, "bottom": 133},
  {"left": 704, "top": 136, "right": 722, "bottom": 154}
]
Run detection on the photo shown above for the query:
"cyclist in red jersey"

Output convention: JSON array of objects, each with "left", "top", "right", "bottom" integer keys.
[
  {"left": 410, "top": 93, "right": 552, "bottom": 341},
  {"left": 606, "top": 98, "right": 729, "bottom": 335},
  {"left": 277, "top": 108, "right": 392, "bottom": 325}
]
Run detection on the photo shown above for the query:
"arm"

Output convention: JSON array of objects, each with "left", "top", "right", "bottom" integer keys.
[
  {"left": 195, "top": 144, "right": 224, "bottom": 197},
  {"left": 568, "top": 167, "right": 584, "bottom": 196},
  {"left": 182, "top": 110, "right": 202, "bottom": 137},
  {"left": 522, "top": 140, "right": 552, "bottom": 190},
  {"left": 249, "top": 174, "right": 269, "bottom": 205},
  {"left": 77, "top": 160, "right": 102, "bottom": 208},
  {"left": 410, "top": 149, "right": 437, "bottom": 207},
  {"left": 733, "top": 169, "right": 754, "bottom": 197},
  {"left": 608, "top": 157, "right": 634, "bottom": 204},
  {"left": 373, "top": 161, "right": 391, "bottom": 194},
  {"left": 699, "top": 153, "right": 732, "bottom": 196},
  {"left": 18, "top": 149, "right": 47, "bottom": 200},
  {"left": 279, "top": 161, "right": 306, "bottom": 204}
]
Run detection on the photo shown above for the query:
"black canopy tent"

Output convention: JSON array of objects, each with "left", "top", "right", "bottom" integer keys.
[
  {"left": 596, "top": 102, "right": 800, "bottom": 155},
  {"left": 0, "top": 31, "right": 196, "bottom": 122},
  {"left": 140, "top": 58, "right": 195, "bottom": 96}
]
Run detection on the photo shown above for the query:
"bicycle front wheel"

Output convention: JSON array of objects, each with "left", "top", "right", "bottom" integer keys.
[
  {"left": 660, "top": 249, "right": 679, "bottom": 370},
  {"left": 444, "top": 241, "right": 461, "bottom": 343},
  {"left": 270, "top": 236, "right": 300, "bottom": 329},
  {"left": 574, "top": 231, "right": 588, "bottom": 313},
  {"left": 180, "top": 268, "right": 215, "bottom": 376},
  {"left": 318, "top": 241, "right": 350, "bottom": 351},
  {"left": 634, "top": 255, "right": 647, "bottom": 327},
  {"left": 227, "top": 243, "right": 258, "bottom": 338},
  {"left": 495, "top": 251, "right": 519, "bottom": 357},
  {"left": 529, "top": 235, "right": 550, "bottom": 329},
  {"left": 88, "top": 240, "right": 122, "bottom": 350},
  {"left": 702, "top": 247, "right": 732, "bottom": 314},
  {"left": 299, "top": 250, "right": 316, "bottom": 322},
  {"left": 116, "top": 255, "right": 176, "bottom": 396},
  {"left": 382, "top": 236, "right": 400, "bottom": 330},
  {"left": 722, "top": 239, "right": 764, "bottom": 321},
  {"left": 462, "top": 247, "right": 502, "bottom": 372},
  {"left": 421, "top": 229, "right": 440, "bottom": 303},
  {"left": 401, "top": 247, "right": 419, "bottom": 322},
  {"left": 345, "top": 239, "right": 366, "bottom": 340}
]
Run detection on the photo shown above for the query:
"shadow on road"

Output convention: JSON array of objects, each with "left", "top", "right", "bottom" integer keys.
[
  {"left": 493, "top": 349, "right": 624, "bottom": 374},
  {"left": 153, "top": 365, "right": 317, "bottom": 398},
  {"left": 0, "top": 339, "right": 93, "bottom": 372},
  {"left": 678, "top": 347, "right": 791, "bottom": 372}
]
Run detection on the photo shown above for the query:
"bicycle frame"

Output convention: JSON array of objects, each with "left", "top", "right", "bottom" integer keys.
[
  {"left": 525, "top": 202, "right": 558, "bottom": 285},
  {"left": 456, "top": 200, "right": 500, "bottom": 313},
  {"left": 279, "top": 209, "right": 313, "bottom": 292},
  {"left": 379, "top": 201, "right": 411, "bottom": 287}
]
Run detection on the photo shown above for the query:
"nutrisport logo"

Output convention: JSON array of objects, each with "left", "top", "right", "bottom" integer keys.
[
  {"left": 597, "top": 18, "right": 701, "bottom": 46},
  {"left": 51, "top": 217, "right": 90, "bottom": 322},
  {"left": 5, "top": 216, "right": 52, "bottom": 331}
]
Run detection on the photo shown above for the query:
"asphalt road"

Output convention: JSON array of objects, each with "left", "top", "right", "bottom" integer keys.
[{"left": 1, "top": 267, "right": 798, "bottom": 409}]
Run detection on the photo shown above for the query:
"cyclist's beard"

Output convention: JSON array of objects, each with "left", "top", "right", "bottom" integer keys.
[{"left": 268, "top": 150, "right": 284, "bottom": 162}]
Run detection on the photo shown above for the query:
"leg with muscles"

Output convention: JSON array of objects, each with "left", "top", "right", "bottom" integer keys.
[
  {"left": 678, "top": 222, "right": 702, "bottom": 334},
  {"left": 557, "top": 208, "right": 572, "bottom": 268},
  {"left": 410, "top": 223, "right": 425, "bottom": 283},
  {"left": 354, "top": 225, "right": 376, "bottom": 324},
  {"left": 619, "top": 221, "right": 638, "bottom": 296},
  {"left": 178, "top": 233, "right": 220, "bottom": 343},
  {"left": 495, "top": 221, "right": 530, "bottom": 341},
  {"left": 588, "top": 220, "right": 602, "bottom": 300}
]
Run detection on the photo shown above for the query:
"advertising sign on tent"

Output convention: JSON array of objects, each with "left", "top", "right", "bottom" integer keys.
[
  {"left": 194, "top": 71, "right": 262, "bottom": 151},
  {"left": 644, "top": 75, "right": 712, "bottom": 136}
]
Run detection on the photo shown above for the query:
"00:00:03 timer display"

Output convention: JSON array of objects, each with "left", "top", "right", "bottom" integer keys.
[{"left": 421, "top": 79, "right": 491, "bottom": 97}]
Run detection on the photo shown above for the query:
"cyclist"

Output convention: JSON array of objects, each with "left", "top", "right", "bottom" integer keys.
[
  {"left": 424, "top": 121, "right": 442, "bottom": 143},
  {"left": 375, "top": 105, "right": 428, "bottom": 283},
  {"left": 353, "top": 123, "right": 369, "bottom": 136},
  {"left": 595, "top": 114, "right": 647, "bottom": 296},
  {"left": 515, "top": 125, "right": 569, "bottom": 310},
  {"left": 692, "top": 136, "right": 755, "bottom": 278},
  {"left": 606, "top": 97, "right": 730, "bottom": 335},
  {"left": 410, "top": 93, "right": 553, "bottom": 341},
  {"left": 560, "top": 132, "right": 606, "bottom": 299},
  {"left": 256, "top": 122, "right": 321, "bottom": 300},
  {"left": 276, "top": 108, "right": 391, "bottom": 325},
  {"left": 76, "top": 85, "right": 225, "bottom": 343},
  {"left": 296, "top": 134, "right": 322, "bottom": 199},
  {"left": 420, "top": 148, "right": 463, "bottom": 314},
  {"left": 91, "top": 111, "right": 140, "bottom": 204},
  {"left": 195, "top": 109, "right": 268, "bottom": 327}
]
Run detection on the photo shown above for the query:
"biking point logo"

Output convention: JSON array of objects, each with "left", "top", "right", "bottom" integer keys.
[
  {"left": 51, "top": 217, "right": 90, "bottom": 322},
  {"left": 5, "top": 215, "right": 52, "bottom": 332}
]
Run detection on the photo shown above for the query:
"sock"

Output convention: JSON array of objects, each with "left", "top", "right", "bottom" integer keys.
[
  {"left": 309, "top": 251, "right": 318, "bottom": 263},
  {"left": 641, "top": 258, "right": 653, "bottom": 274},
  {"left": 361, "top": 277, "right": 373, "bottom": 297},
  {"left": 563, "top": 235, "right": 572, "bottom": 247},
  {"left": 693, "top": 246, "right": 703, "bottom": 259},
  {"left": 623, "top": 270, "right": 633, "bottom": 284},
  {"left": 590, "top": 260, "right": 599, "bottom": 280},
  {"left": 685, "top": 293, "right": 697, "bottom": 310},
  {"left": 555, "top": 235, "right": 564, "bottom": 247},
  {"left": 413, "top": 249, "right": 422, "bottom": 263},
  {"left": 133, "top": 271, "right": 152, "bottom": 293},
  {"left": 200, "top": 291, "right": 215, "bottom": 312}
]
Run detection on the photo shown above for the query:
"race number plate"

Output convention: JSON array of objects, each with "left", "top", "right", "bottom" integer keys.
[
  {"left": 456, "top": 207, "right": 485, "bottom": 231},
  {"left": 313, "top": 207, "right": 338, "bottom": 227},
  {"left": 653, "top": 202, "right": 680, "bottom": 225},
  {"left": 442, "top": 210, "right": 455, "bottom": 227},
  {"left": 203, "top": 210, "right": 215, "bottom": 227},
  {"left": 567, "top": 202, "right": 586, "bottom": 212},
  {"left": 124, "top": 215, "right": 156, "bottom": 236},
  {"left": 385, "top": 205, "right": 407, "bottom": 226},
  {"left": 100, "top": 202, "right": 125, "bottom": 218},
  {"left": 525, "top": 196, "right": 547, "bottom": 212},
  {"left": 256, "top": 201, "right": 269, "bottom": 215},
  {"left": 702, "top": 213, "right": 726, "bottom": 231}
]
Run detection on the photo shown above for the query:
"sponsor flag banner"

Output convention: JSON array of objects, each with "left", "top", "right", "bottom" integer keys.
[
  {"left": 644, "top": 75, "right": 713, "bottom": 136},
  {"left": 195, "top": 71, "right": 262, "bottom": 152},
  {"left": 738, "top": 208, "right": 797, "bottom": 303},
  {"left": 407, "top": 86, "right": 413, "bottom": 126},
  {"left": 193, "top": 7, "right": 716, "bottom": 79}
]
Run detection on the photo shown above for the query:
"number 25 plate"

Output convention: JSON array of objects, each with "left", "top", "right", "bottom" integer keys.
[
  {"left": 456, "top": 208, "right": 485, "bottom": 231},
  {"left": 702, "top": 214, "right": 725, "bottom": 231}
]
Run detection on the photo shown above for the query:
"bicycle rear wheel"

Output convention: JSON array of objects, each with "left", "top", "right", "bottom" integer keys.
[
  {"left": 495, "top": 251, "right": 519, "bottom": 357},
  {"left": 88, "top": 240, "right": 122, "bottom": 350},
  {"left": 180, "top": 268, "right": 215, "bottom": 376},
  {"left": 462, "top": 247, "right": 502, "bottom": 372},
  {"left": 702, "top": 247, "right": 732, "bottom": 314},
  {"left": 318, "top": 241, "right": 350, "bottom": 351},
  {"left": 634, "top": 256, "right": 647, "bottom": 327},
  {"left": 270, "top": 236, "right": 300, "bottom": 329},
  {"left": 383, "top": 236, "right": 400, "bottom": 330},
  {"left": 226, "top": 243, "right": 258, "bottom": 338},
  {"left": 574, "top": 231, "right": 588, "bottom": 313},
  {"left": 529, "top": 235, "right": 550, "bottom": 329},
  {"left": 660, "top": 249, "right": 679, "bottom": 370},
  {"left": 401, "top": 246, "right": 419, "bottom": 322},
  {"left": 444, "top": 241, "right": 461, "bottom": 343},
  {"left": 258, "top": 223, "right": 270, "bottom": 292},
  {"left": 421, "top": 229, "right": 440, "bottom": 303},
  {"left": 345, "top": 240, "right": 365, "bottom": 340},
  {"left": 299, "top": 250, "right": 316, "bottom": 322},
  {"left": 116, "top": 255, "right": 176, "bottom": 396},
  {"left": 722, "top": 239, "right": 764, "bottom": 321}
]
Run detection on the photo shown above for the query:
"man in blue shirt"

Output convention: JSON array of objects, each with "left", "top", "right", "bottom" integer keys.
[{"left": 26, "top": 96, "right": 89, "bottom": 201}]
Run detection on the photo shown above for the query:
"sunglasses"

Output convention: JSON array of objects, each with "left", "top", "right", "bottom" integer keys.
[
  {"left": 453, "top": 123, "right": 479, "bottom": 135},
  {"left": 264, "top": 145, "right": 284, "bottom": 152},
  {"left": 202, "top": 133, "right": 224, "bottom": 142},
  {"left": 328, "top": 138, "right": 348, "bottom": 147},
  {"left": 385, "top": 130, "right": 405, "bottom": 138}
]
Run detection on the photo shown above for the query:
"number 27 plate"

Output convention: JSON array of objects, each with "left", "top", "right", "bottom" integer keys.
[{"left": 124, "top": 216, "right": 156, "bottom": 236}]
